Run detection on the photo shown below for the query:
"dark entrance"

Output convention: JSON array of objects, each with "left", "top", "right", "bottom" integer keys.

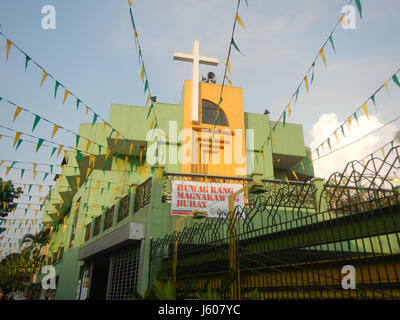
[{"left": 88, "top": 255, "right": 110, "bottom": 300}]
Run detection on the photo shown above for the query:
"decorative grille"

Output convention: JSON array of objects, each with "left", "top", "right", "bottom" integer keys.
[
  {"left": 106, "top": 244, "right": 141, "bottom": 300},
  {"left": 118, "top": 194, "right": 130, "bottom": 222},
  {"left": 104, "top": 206, "right": 114, "bottom": 231},
  {"left": 134, "top": 178, "right": 152, "bottom": 212},
  {"left": 93, "top": 216, "right": 101, "bottom": 237},
  {"left": 84, "top": 223, "right": 91, "bottom": 242}
]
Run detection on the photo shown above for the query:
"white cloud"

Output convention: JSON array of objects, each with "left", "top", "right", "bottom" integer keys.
[{"left": 310, "top": 113, "right": 398, "bottom": 179}]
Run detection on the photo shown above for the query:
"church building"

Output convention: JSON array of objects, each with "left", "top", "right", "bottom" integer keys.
[{"left": 37, "top": 41, "right": 314, "bottom": 299}]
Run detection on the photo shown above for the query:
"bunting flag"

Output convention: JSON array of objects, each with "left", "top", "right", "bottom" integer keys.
[
  {"left": 92, "top": 114, "right": 98, "bottom": 126},
  {"left": 141, "top": 65, "right": 145, "bottom": 82},
  {"left": 288, "top": 103, "right": 291, "bottom": 117},
  {"left": 392, "top": 74, "right": 400, "bottom": 87},
  {"left": 34, "top": 139, "right": 44, "bottom": 152},
  {"left": 54, "top": 81, "right": 60, "bottom": 99},
  {"left": 329, "top": 34, "right": 336, "bottom": 53},
  {"left": 362, "top": 103, "right": 369, "bottom": 119},
  {"left": 231, "top": 38, "right": 245, "bottom": 56},
  {"left": 292, "top": 170, "right": 299, "bottom": 181},
  {"left": 355, "top": 0, "right": 362, "bottom": 19},
  {"left": 25, "top": 55, "right": 31, "bottom": 71},
  {"left": 224, "top": 75, "right": 232, "bottom": 86},
  {"left": 40, "top": 70, "right": 48, "bottom": 87},
  {"left": 226, "top": 59, "right": 231, "bottom": 76},
  {"left": 13, "top": 131, "right": 22, "bottom": 148},
  {"left": 32, "top": 115, "right": 41, "bottom": 132},
  {"left": 51, "top": 125, "right": 60, "bottom": 139},
  {"left": 304, "top": 76, "right": 309, "bottom": 93},
  {"left": 13, "top": 107, "right": 22, "bottom": 121},
  {"left": 319, "top": 48, "right": 327, "bottom": 67},
  {"left": 384, "top": 81, "right": 389, "bottom": 95},
  {"left": 235, "top": 13, "right": 246, "bottom": 28},
  {"left": 6, "top": 39, "right": 13, "bottom": 60},
  {"left": 63, "top": 90, "right": 70, "bottom": 104}
]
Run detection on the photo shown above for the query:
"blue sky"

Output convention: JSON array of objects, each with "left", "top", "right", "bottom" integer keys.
[{"left": 1, "top": 0, "right": 400, "bottom": 252}]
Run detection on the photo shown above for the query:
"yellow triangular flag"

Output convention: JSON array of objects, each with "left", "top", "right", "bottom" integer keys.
[
  {"left": 300, "top": 162, "right": 305, "bottom": 171},
  {"left": 235, "top": 13, "right": 246, "bottom": 28},
  {"left": 103, "top": 122, "right": 107, "bottom": 131},
  {"left": 141, "top": 64, "right": 145, "bottom": 82},
  {"left": 85, "top": 106, "right": 89, "bottom": 116},
  {"left": 339, "top": 13, "right": 347, "bottom": 28},
  {"left": 40, "top": 70, "right": 48, "bottom": 87},
  {"left": 226, "top": 59, "right": 231, "bottom": 76},
  {"left": 57, "top": 145, "right": 63, "bottom": 158},
  {"left": 117, "top": 159, "right": 122, "bottom": 173},
  {"left": 76, "top": 177, "right": 80, "bottom": 188},
  {"left": 381, "top": 147, "right": 385, "bottom": 158},
  {"left": 0, "top": 160, "right": 4, "bottom": 166},
  {"left": 134, "top": 31, "right": 139, "bottom": 51},
  {"left": 64, "top": 150, "right": 68, "bottom": 163},
  {"left": 32, "top": 170, "right": 37, "bottom": 181},
  {"left": 347, "top": 117, "right": 352, "bottom": 128},
  {"left": 6, "top": 39, "right": 13, "bottom": 60},
  {"left": 13, "top": 131, "right": 22, "bottom": 148},
  {"left": 292, "top": 170, "right": 299, "bottom": 181},
  {"left": 105, "top": 148, "right": 111, "bottom": 160},
  {"left": 129, "top": 143, "right": 134, "bottom": 155},
  {"left": 334, "top": 130, "right": 339, "bottom": 143},
  {"left": 51, "top": 125, "right": 60, "bottom": 139},
  {"left": 128, "top": 0, "right": 133, "bottom": 7},
  {"left": 319, "top": 48, "right": 327, "bottom": 67},
  {"left": 114, "top": 132, "right": 120, "bottom": 144},
  {"left": 285, "top": 177, "right": 290, "bottom": 185},
  {"left": 384, "top": 82, "right": 389, "bottom": 95},
  {"left": 63, "top": 90, "right": 70, "bottom": 104},
  {"left": 86, "top": 168, "right": 91, "bottom": 179},
  {"left": 38, "top": 185, "right": 43, "bottom": 193},
  {"left": 224, "top": 75, "right": 232, "bottom": 86},
  {"left": 288, "top": 103, "right": 291, "bottom": 117},
  {"left": 362, "top": 103, "right": 369, "bottom": 119},
  {"left": 145, "top": 92, "right": 151, "bottom": 107},
  {"left": 86, "top": 140, "right": 92, "bottom": 152},
  {"left": 304, "top": 76, "right": 309, "bottom": 92},
  {"left": 13, "top": 107, "right": 23, "bottom": 121},
  {"left": 5, "top": 167, "right": 11, "bottom": 176}
]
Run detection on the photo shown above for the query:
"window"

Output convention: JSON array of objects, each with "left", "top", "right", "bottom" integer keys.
[{"left": 201, "top": 99, "right": 228, "bottom": 126}]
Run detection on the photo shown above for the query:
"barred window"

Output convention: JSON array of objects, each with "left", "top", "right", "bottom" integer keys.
[
  {"left": 104, "top": 206, "right": 114, "bottom": 231},
  {"left": 93, "top": 216, "right": 101, "bottom": 237},
  {"left": 118, "top": 195, "right": 130, "bottom": 222}
]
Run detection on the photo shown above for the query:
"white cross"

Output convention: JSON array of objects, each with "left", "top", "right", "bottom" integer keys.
[{"left": 173, "top": 40, "right": 219, "bottom": 122}]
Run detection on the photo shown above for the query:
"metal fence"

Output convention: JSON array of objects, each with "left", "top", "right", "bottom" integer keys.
[
  {"left": 134, "top": 178, "right": 152, "bottom": 212},
  {"left": 151, "top": 146, "right": 400, "bottom": 300}
]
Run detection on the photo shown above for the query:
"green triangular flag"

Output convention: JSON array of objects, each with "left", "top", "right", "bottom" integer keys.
[
  {"left": 51, "top": 147, "right": 57, "bottom": 158},
  {"left": 329, "top": 35, "right": 336, "bottom": 53},
  {"left": 355, "top": 0, "right": 362, "bottom": 19},
  {"left": 76, "top": 135, "right": 80, "bottom": 147},
  {"left": 282, "top": 111, "right": 286, "bottom": 127},
  {"left": 50, "top": 165, "right": 53, "bottom": 174},
  {"left": 32, "top": 115, "right": 41, "bottom": 132},
  {"left": 35, "top": 138, "right": 44, "bottom": 152},
  {"left": 310, "top": 63, "right": 315, "bottom": 85},
  {"left": 54, "top": 81, "right": 60, "bottom": 99},
  {"left": 15, "top": 139, "right": 23, "bottom": 150},
  {"left": 392, "top": 74, "right": 400, "bottom": 87},
  {"left": 129, "top": 8, "right": 136, "bottom": 30},
  {"left": 25, "top": 55, "right": 31, "bottom": 71},
  {"left": 28, "top": 184, "right": 32, "bottom": 193},
  {"left": 42, "top": 172, "right": 49, "bottom": 182},
  {"left": 316, "top": 148, "right": 320, "bottom": 158},
  {"left": 371, "top": 95, "right": 376, "bottom": 110},
  {"left": 76, "top": 99, "right": 81, "bottom": 110},
  {"left": 231, "top": 38, "right": 246, "bottom": 56},
  {"left": 100, "top": 188, "right": 104, "bottom": 195},
  {"left": 107, "top": 182, "right": 111, "bottom": 190},
  {"left": 327, "top": 138, "right": 331, "bottom": 150},
  {"left": 98, "top": 145, "right": 102, "bottom": 155},
  {"left": 340, "top": 125, "right": 345, "bottom": 137},
  {"left": 146, "top": 104, "right": 153, "bottom": 118},
  {"left": 144, "top": 80, "right": 149, "bottom": 93},
  {"left": 20, "top": 169, "right": 25, "bottom": 179},
  {"left": 92, "top": 113, "right": 98, "bottom": 126},
  {"left": 294, "top": 86, "right": 300, "bottom": 103},
  {"left": 354, "top": 112, "right": 359, "bottom": 125}
]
